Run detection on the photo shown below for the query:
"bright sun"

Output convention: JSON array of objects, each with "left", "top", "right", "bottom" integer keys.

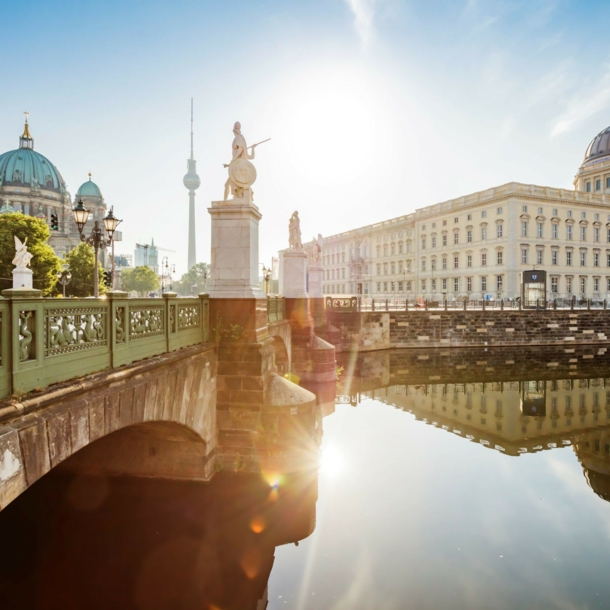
[{"left": 320, "top": 445, "right": 345, "bottom": 477}]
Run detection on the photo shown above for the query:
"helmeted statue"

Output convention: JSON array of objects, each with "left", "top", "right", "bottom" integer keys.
[
  {"left": 289, "top": 211, "right": 303, "bottom": 250},
  {"left": 12, "top": 236, "right": 33, "bottom": 270},
  {"left": 223, "top": 122, "right": 259, "bottom": 202}
]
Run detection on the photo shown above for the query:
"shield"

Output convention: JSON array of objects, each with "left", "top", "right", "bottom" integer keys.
[{"left": 229, "top": 158, "right": 257, "bottom": 187}]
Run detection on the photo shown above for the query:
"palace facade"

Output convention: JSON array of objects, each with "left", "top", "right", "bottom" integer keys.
[{"left": 316, "top": 124, "right": 610, "bottom": 301}]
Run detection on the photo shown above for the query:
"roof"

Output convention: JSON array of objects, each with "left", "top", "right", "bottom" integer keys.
[
  {"left": 0, "top": 147, "right": 66, "bottom": 193},
  {"left": 76, "top": 176, "right": 103, "bottom": 199}
]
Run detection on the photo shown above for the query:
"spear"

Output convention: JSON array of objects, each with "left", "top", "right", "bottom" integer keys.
[{"left": 247, "top": 138, "right": 271, "bottom": 149}]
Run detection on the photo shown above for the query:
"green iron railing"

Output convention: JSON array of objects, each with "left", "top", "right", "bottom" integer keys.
[
  {"left": 267, "top": 296, "right": 286, "bottom": 323},
  {"left": 0, "top": 291, "right": 210, "bottom": 398}
]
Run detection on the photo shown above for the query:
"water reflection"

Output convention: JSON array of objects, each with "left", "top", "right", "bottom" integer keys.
[{"left": 337, "top": 345, "right": 610, "bottom": 504}]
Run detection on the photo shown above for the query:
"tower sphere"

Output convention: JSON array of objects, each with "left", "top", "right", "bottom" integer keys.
[{"left": 183, "top": 171, "right": 201, "bottom": 190}]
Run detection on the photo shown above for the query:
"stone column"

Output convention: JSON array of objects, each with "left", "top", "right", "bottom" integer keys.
[
  {"left": 279, "top": 249, "right": 308, "bottom": 298},
  {"left": 208, "top": 198, "right": 265, "bottom": 300},
  {"left": 307, "top": 265, "right": 326, "bottom": 332}
]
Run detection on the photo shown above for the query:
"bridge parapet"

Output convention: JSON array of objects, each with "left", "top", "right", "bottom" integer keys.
[
  {"left": 266, "top": 295, "right": 285, "bottom": 323},
  {"left": 0, "top": 290, "right": 210, "bottom": 399}
]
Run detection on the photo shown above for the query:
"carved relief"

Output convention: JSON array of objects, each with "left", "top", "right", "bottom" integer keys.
[
  {"left": 129, "top": 306, "right": 164, "bottom": 340},
  {"left": 19, "top": 311, "right": 34, "bottom": 361},
  {"left": 45, "top": 308, "right": 106, "bottom": 357},
  {"left": 178, "top": 305, "right": 200, "bottom": 330},
  {"left": 115, "top": 307, "right": 125, "bottom": 344}
]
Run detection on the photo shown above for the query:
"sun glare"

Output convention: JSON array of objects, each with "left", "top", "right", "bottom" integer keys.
[{"left": 320, "top": 445, "right": 345, "bottom": 477}]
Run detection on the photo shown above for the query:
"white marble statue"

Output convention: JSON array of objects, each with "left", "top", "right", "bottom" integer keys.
[
  {"left": 289, "top": 211, "right": 303, "bottom": 250},
  {"left": 12, "top": 236, "right": 33, "bottom": 269},
  {"left": 309, "top": 234, "right": 323, "bottom": 266},
  {"left": 223, "top": 122, "right": 269, "bottom": 202}
]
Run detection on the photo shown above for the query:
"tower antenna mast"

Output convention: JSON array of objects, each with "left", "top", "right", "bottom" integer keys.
[{"left": 190, "top": 98, "right": 194, "bottom": 159}]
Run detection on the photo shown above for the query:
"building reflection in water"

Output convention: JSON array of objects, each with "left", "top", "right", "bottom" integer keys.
[{"left": 336, "top": 345, "right": 610, "bottom": 504}]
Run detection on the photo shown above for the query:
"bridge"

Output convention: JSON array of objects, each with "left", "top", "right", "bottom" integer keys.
[{"left": 0, "top": 289, "right": 328, "bottom": 513}]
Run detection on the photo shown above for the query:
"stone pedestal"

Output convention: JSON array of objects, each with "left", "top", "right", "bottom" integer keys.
[
  {"left": 12, "top": 268, "right": 33, "bottom": 289},
  {"left": 279, "top": 249, "right": 308, "bottom": 298},
  {"left": 207, "top": 198, "right": 265, "bottom": 299},
  {"left": 307, "top": 265, "right": 323, "bottom": 298}
]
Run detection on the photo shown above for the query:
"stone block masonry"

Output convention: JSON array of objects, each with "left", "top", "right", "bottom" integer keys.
[{"left": 328, "top": 310, "right": 610, "bottom": 352}]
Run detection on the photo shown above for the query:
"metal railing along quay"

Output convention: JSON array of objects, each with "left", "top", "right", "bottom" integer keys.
[{"left": 324, "top": 295, "right": 610, "bottom": 312}]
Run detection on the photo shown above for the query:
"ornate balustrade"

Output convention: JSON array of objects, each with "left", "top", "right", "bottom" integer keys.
[
  {"left": 267, "top": 296, "right": 286, "bottom": 323},
  {"left": 0, "top": 291, "right": 210, "bottom": 398}
]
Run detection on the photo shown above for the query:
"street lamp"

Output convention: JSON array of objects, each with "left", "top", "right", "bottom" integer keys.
[
  {"left": 57, "top": 268, "right": 72, "bottom": 298},
  {"left": 161, "top": 257, "right": 175, "bottom": 294},
  {"left": 262, "top": 264, "right": 271, "bottom": 294},
  {"left": 72, "top": 200, "right": 122, "bottom": 298}
]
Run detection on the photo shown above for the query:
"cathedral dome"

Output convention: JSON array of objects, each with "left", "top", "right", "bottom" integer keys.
[
  {"left": 76, "top": 175, "right": 103, "bottom": 199},
  {"left": 0, "top": 147, "right": 66, "bottom": 193},
  {"left": 584, "top": 126, "right": 610, "bottom": 163}
]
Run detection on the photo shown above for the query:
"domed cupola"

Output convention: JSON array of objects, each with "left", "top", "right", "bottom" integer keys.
[
  {"left": 0, "top": 116, "right": 67, "bottom": 194},
  {"left": 76, "top": 173, "right": 103, "bottom": 200},
  {"left": 584, "top": 126, "right": 610, "bottom": 164}
]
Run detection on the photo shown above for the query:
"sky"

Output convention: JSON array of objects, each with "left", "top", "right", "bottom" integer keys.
[{"left": 2, "top": 0, "right": 610, "bottom": 276}]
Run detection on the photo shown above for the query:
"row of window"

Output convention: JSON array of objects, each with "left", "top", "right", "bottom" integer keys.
[
  {"left": 585, "top": 177, "right": 610, "bottom": 192},
  {"left": 521, "top": 249, "right": 610, "bottom": 267},
  {"left": 549, "top": 276, "right": 610, "bottom": 294},
  {"left": 373, "top": 276, "right": 505, "bottom": 293},
  {"left": 325, "top": 268, "right": 346, "bottom": 280},
  {"left": 521, "top": 223, "right": 610, "bottom": 242}
]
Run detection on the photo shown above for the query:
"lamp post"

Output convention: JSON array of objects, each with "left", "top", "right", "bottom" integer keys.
[
  {"left": 161, "top": 257, "right": 175, "bottom": 294},
  {"left": 262, "top": 264, "right": 271, "bottom": 295},
  {"left": 57, "top": 268, "right": 72, "bottom": 298},
  {"left": 72, "top": 200, "right": 122, "bottom": 298}
]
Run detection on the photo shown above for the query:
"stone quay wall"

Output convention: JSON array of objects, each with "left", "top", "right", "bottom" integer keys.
[{"left": 327, "top": 310, "right": 610, "bottom": 352}]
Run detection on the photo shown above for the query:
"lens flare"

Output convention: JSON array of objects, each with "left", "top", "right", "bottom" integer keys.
[{"left": 250, "top": 516, "right": 266, "bottom": 533}]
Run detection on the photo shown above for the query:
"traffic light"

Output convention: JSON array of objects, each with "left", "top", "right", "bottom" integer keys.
[
  {"left": 103, "top": 270, "right": 113, "bottom": 288},
  {"left": 50, "top": 213, "right": 59, "bottom": 231}
]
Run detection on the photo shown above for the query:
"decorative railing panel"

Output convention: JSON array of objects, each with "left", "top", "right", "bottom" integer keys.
[
  {"left": 0, "top": 293, "right": 211, "bottom": 398},
  {"left": 178, "top": 305, "right": 200, "bottom": 330},
  {"left": 45, "top": 308, "right": 107, "bottom": 357},
  {"left": 129, "top": 306, "right": 164, "bottom": 340}
]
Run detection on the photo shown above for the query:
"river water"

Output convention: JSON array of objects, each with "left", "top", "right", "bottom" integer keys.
[{"left": 2, "top": 346, "right": 610, "bottom": 609}]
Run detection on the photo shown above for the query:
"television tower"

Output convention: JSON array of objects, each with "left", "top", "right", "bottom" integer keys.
[{"left": 183, "top": 98, "right": 201, "bottom": 270}]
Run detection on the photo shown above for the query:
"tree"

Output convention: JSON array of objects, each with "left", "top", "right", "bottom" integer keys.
[
  {"left": 174, "top": 262, "right": 210, "bottom": 296},
  {"left": 121, "top": 266, "right": 160, "bottom": 296},
  {"left": 64, "top": 242, "right": 107, "bottom": 297},
  {"left": 0, "top": 213, "right": 61, "bottom": 295}
]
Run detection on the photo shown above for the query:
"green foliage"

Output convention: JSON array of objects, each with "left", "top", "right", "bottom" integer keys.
[
  {"left": 64, "top": 242, "right": 107, "bottom": 297},
  {"left": 174, "top": 262, "right": 210, "bottom": 296},
  {"left": 121, "top": 265, "right": 160, "bottom": 296},
  {"left": 0, "top": 213, "right": 61, "bottom": 295}
]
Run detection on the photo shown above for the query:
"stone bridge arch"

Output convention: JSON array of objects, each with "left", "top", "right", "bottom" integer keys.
[
  {"left": 0, "top": 344, "right": 217, "bottom": 512},
  {"left": 267, "top": 320, "right": 292, "bottom": 375}
]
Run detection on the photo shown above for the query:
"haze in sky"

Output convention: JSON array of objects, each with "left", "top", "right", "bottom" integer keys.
[{"left": 1, "top": 0, "right": 609, "bottom": 274}]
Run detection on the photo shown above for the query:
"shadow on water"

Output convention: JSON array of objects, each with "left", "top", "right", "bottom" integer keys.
[{"left": 0, "top": 470, "right": 318, "bottom": 610}]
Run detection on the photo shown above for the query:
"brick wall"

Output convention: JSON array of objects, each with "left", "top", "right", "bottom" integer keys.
[{"left": 329, "top": 310, "right": 610, "bottom": 351}]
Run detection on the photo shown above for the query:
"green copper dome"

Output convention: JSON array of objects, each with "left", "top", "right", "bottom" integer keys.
[
  {"left": 0, "top": 147, "right": 66, "bottom": 193},
  {"left": 76, "top": 175, "right": 103, "bottom": 199}
]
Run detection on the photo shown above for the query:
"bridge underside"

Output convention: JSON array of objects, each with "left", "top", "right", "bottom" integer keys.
[{"left": 0, "top": 344, "right": 217, "bottom": 512}]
